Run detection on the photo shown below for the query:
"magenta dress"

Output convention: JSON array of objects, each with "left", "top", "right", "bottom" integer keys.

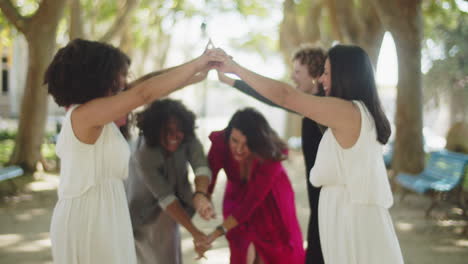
[{"left": 207, "top": 131, "right": 305, "bottom": 264}]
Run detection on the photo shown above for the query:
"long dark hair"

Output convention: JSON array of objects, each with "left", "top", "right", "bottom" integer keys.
[
  {"left": 45, "top": 39, "right": 131, "bottom": 107},
  {"left": 137, "top": 99, "right": 196, "bottom": 148},
  {"left": 327, "top": 45, "right": 391, "bottom": 144},
  {"left": 225, "top": 108, "right": 287, "bottom": 161}
]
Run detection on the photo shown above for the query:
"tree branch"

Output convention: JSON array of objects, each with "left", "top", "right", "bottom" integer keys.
[
  {"left": 325, "top": 0, "right": 344, "bottom": 42},
  {"left": 279, "top": 0, "right": 302, "bottom": 56},
  {"left": 335, "top": 0, "right": 364, "bottom": 43},
  {"left": 0, "top": 0, "right": 28, "bottom": 34},
  {"left": 99, "top": 0, "right": 139, "bottom": 43},
  {"left": 303, "top": 1, "right": 323, "bottom": 43}
]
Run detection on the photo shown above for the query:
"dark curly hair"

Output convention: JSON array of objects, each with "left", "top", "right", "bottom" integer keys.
[
  {"left": 225, "top": 108, "right": 287, "bottom": 161},
  {"left": 292, "top": 44, "right": 326, "bottom": 78},
  {"left": 136, "top": 99, "right": 196, "bottom": 148},
  {"left": 44, "top": 38, "right": 131, "bottom": 107}
]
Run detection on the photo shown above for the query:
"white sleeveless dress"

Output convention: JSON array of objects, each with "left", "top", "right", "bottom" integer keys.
[
  {"left": 50, "top": 105, "right": 137, "bottom": 264},
  {"left": 310, "top": 101, "right": 404, "bottom": 264}
]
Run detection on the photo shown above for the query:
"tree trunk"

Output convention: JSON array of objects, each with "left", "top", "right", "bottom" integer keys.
[
  {"left": 303, "top": 1, "right": 323, "bottom": 43},
  {"left": 325, "top": 0, "right": 344, "bottom": 42},
  {"left": 0, "top": 0, "right": 67, "bottom": 172},
  {"left": 331, "top": 0, "right": 384, "bottom": 67},
  {"left": 360, "top": 0, "right": 385, "bottom": 67},
  {"left": 10, "top": 37, "right": 53, "bottom": 171},
  {"left": 374, "top": 0, "right": 425, "bottom": 174},
  {"left": 70, "top": 0, "right": 85, "bottom": 40},
  {"left": 449, "top": 78, "right": 468, "bottom": 124},
  {"left": 361, "top": 28, "right": 385, "bottom": 68},
  {"left": 279, "top": 0, "right": 302, "bottom": 62}
]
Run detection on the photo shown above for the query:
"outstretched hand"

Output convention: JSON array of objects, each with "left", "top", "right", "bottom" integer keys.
[
  {"left": 211, "top": 50, "right": 238, "bottom": 74},
  {"left": 196, "top": 48, "right": 226, "bottom": 72},
  {"left": 193, "top": 227, "right": 223, "bottom": 260}
]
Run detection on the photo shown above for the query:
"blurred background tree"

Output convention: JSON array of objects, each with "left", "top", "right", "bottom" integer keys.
[{"left": 422, "top": 0, "right": 467, "bottom": 153}]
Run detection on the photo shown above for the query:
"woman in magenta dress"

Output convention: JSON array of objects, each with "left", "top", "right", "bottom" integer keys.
[{"left": 205, "top": 108, "right": 305, "bottom": 264}]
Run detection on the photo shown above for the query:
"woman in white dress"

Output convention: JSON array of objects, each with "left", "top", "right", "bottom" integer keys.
[
  {"left": 44, "top": 39, "right": 223, "bottom": 264},
  {"left": 213, "top": 45, "right": 404, "bottom": 263}
]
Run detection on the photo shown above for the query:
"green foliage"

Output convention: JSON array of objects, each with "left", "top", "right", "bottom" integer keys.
[
  {"left": 295, "top": 0, "right": 311, "bottom": 17},
  {"left": 11, "top": 0, "right": 39, "bottom": 17},
  {"left": 81, "top": 0, "right": 119, "bottom": 22},
  {"left": 233, "top": 0, "right": 270, "bottom": 16},
  {"left": 0, "top": 139, "right": 14, "bottom": 165},
  {"left": 422, "top": 0, "right": 468, "bottom": 110},
  {"left": 0, "top": 130, "right": 57, "bottom": 165},
  {"left": 41, "top": 142, "right": 57, "bottom": 160},
  {"left": 0, "top": 130, "right": 16, "bottom": 141},
  {"left": 204, "top": 0, "right": 273, "bottom": 17},
  {"left": 231, "top": 32, "right": 278, "bottom": 60},
  {"left": 423, "top": 0, "right": 463, "bottom": 38},
  {"left": 0, "top": 11, "right": 8, "bottom": 31}
]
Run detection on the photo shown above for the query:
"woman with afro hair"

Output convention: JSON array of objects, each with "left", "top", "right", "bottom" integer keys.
[
  {"left": 46, "top": 39, "right": 222, "bottom": 264},
  {"left": 126, "top": 99, "right": 215, "bottom": 263}
]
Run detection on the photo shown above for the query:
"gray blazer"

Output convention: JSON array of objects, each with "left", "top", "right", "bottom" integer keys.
[{"left": 125, "top": 135, "right": 211, "bottom": 235}]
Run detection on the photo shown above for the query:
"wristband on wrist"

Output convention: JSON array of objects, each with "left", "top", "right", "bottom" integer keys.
[
  {"left": 192, "top": 191, "right": 209, "bottom": 200},
  {"left": 216, "top": 224, "right": 227, "bottom": 236}
]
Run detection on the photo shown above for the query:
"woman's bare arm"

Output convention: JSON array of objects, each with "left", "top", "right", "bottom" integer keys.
[
  {"left": 71, "top": 50, "right": 223, "bottom": 143},
  {"left": 219, "top": 57, "right": 361, "bottom": 148}
]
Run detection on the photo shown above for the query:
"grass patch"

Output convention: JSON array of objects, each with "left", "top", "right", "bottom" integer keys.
[
  {"left": 0, "top": 139, "right": 14, "bottom": 165},
  {"left": 0, "top": 139, "right": 57, "bottom": 166}
]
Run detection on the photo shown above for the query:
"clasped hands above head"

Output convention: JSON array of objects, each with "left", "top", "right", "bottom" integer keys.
[{"left": 197, "top": 40, "right": 237, "bottom": 74}]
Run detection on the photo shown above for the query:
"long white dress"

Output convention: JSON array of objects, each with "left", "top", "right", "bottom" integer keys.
[
  {"left": 310, "top": 101, "right": 404, "bottom": 264},
  {"left": 50, "top": 105, "right": 137, "bottom": 264}
]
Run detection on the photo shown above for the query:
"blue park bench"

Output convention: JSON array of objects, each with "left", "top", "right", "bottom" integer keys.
[
  {"left": 396, "top": 150, "right": 468, "bottom": 217},
  {"left": 0, "top": 166, "right": 24, "bottom": 181},
  {"left": 0, "top": 166, "right": 25, "bottom": 194}
]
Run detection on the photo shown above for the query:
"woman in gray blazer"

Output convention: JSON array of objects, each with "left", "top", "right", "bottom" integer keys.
[{"left": 126, "top": 99, "right": 215, "bottom": 263}]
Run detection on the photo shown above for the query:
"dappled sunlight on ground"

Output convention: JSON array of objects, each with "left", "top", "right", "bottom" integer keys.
[
  {"left": 395, "top": 221, "right": 414, "bottom": 232},
  {"left": 454, "top": 238, "right": 468, "bottom": 247}
]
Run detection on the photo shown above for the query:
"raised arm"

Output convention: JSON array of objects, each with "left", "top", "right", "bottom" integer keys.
[
  {"left": 76, "top": 50, "right": 221, "bottom": 127},
  {"left": 72, "top": 50, "right": 223, "bottom": 144},
  {"left": 217, "top": 71, "right": 295, "bottom": 114},
  {"left": 129, "top": 65, "right": 209, "bottom": 89},
  {"left": 217, "top": 56, "right": 360, "bottom": 146}
]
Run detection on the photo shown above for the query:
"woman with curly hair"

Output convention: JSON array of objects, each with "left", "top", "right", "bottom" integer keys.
[
  {"left": 126, "top": 98, "right": 215, "bottom": 263},
  {"left": 46, "top": 38, "right": 222, "bottom": 264},
  {"left": 205, "top": 108, "right": 305, "bottom": 264},
  {"left": 217, "top": 45, "right": 326, "bottom": 263}
]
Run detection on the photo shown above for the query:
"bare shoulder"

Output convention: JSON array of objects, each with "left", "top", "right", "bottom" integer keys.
[
  {"left": 70, "top": 104, "right": 104, "bottom": 144},
  {"left": 332, "top": 100, "right": 361, "bottom": 149}
]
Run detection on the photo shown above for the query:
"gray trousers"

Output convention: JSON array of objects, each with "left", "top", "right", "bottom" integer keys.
[{"left": 134, "top": 212, "right": 182, "bottom": 264}]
